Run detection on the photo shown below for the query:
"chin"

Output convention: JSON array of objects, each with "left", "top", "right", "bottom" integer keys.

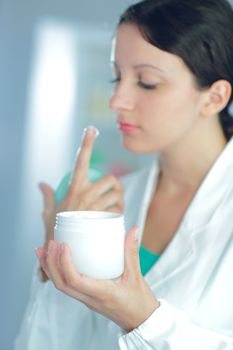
[{"left": 122, "top": 138, "right": 156, "bottom": 154}]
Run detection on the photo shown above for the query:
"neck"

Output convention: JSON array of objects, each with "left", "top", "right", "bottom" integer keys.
[{"left": 158, "top": 118, "right": 227, "bottom": 193}]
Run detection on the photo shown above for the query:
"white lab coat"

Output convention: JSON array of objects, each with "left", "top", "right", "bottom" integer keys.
[{"left": 15, "top": 138, "right": 233, "bottom": 350}]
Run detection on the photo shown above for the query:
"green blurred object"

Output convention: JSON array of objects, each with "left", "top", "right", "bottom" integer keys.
[{"left": 55, "top": 168, "right": 104, "bottom": 204}]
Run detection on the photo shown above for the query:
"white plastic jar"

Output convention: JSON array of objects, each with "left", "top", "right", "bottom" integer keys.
[{"left": 54, "top": 211, "right": 125, "bottom": 279}]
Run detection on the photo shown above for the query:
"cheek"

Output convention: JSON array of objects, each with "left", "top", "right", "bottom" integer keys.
[
  {"left": 143, "top": 89, "right": 200, "bottom": 127},
  {"left": 138, "top": 90, "right": 201, "bottom": 146}
]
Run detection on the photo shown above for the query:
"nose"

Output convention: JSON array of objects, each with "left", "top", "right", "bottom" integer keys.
[{"left": 109, "top": 82, "right": 135, "bottom": 112}]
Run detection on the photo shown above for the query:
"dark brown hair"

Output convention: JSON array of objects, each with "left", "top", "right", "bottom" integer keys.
[{"left": 119, "top": 0, "right": 233, "bottom": 139}]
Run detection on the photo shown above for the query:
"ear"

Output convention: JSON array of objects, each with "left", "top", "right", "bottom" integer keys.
[{"left": 201, "top": 80, "right": 232, "bottom": 117}]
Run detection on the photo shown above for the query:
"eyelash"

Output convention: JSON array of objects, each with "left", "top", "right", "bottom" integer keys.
[{"left": 110, "top": 77, "right": 158, "bottom": 90}]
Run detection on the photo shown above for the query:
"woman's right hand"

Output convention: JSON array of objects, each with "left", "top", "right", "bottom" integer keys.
[{"left": 39, "top": 126, "right": 124, "bottom": 282}]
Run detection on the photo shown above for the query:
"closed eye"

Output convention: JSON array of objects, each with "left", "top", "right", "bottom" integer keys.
[
  {"left": 110, "top": 77, "right": 158, "bottom": 90},
  {"left": 110, "top": 77, "right": 121, "bottom": 84},
  {"left": 138, "top": 81, "right": 158, "bottom": 90}
]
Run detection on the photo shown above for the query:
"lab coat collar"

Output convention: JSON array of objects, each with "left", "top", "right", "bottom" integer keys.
[
  {"left": 142, "top": 136, "right": 233, "bottom": 234},
  {"left": 181, "top": 136, "right": 233, "bottom": 232},
  {"left": 141, "top": 137, "right": 233, "bottom": 288}
]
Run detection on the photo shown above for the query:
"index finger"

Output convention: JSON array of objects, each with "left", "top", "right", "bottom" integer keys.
[
  {"left": 59, "top": 243, "right": 115, "bottom": 298},
  {"left": 68, "top": 126, "right": 99, "bottom": 194}
]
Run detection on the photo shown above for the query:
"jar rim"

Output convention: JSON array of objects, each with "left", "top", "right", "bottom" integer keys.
[{"left": 56, "top": 210, "right": 123, "bottom": 221}]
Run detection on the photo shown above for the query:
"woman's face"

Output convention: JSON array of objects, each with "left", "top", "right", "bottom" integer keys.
[{"left": 109, "top": 24, "right": 207, "bottom": 153}]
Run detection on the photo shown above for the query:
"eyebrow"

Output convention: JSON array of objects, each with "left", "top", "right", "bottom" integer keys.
[{"left": 111, "top": 61, "right": 166, "bottom": 73}]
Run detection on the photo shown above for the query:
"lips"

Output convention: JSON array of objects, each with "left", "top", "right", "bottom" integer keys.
[{"left": 118, "top": 122, "right": 140, "bottom": 133}]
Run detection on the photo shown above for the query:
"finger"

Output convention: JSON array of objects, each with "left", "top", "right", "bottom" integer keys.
[
  {"left": 39, "top": 266, "right": 49, "bottom": 282},
  {"left": 39, "top": 182, "right": 55, "bottom": 214},
  {"left": 46, "top": 240, "right": 68, "bottom": 290},
  {"left": 123, "top": 227, "right": 141, "bottom": 278},
  {"left": 36, "top": 247, "right": 50, "bottom": 282},
  {"left": 59, "top": 243, "right": 114, "bottom": 299},
  {"left": 36, "top": 245, "right": 98, "bottom": 310},
  {"left": 35, "top": 247, "right": 51, "bottom": 280},
  {"left": 77, "top": 175, "right": 123, "bottom": 207},
  {"left": 106, "top": 205, "right": 123, "bottom": 213},
  {"left": 70, "top": 175, "right": 123, "bottom": 211},
  {"left": 90, "top": 191, "right": 124, "bottom": 211},
  {"left": 90, "top": 175, "right": 123, "bottom": 196},
  {"left": 46, "top": 242, "right": 96, "bottom": 306},
  {"left": 68, "top": 127, "right": 99, "bottom": 194}
]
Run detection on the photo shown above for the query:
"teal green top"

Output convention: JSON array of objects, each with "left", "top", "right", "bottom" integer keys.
[{"left": 139, "top": 245, "right": 160, "bottom": 276}]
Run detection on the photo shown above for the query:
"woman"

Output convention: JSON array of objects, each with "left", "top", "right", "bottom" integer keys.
[{"left": 15, "top": 0, "right": 233, "bottom": 349}]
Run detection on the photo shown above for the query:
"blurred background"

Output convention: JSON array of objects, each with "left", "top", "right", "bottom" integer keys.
[
  {"left": 0, "top": 0, "right": 150, "bottom": 349},
  {"left": 1, "top": 0, "right": 233, "bottom": 349}
]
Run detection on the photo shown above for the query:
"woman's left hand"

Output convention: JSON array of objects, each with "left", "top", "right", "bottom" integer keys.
[{"left": 36, "top": 227, "right": 160, "bottom": 332}]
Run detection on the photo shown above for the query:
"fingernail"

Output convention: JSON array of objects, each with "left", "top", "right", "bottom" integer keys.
[
  {"left": 89, "top": 126, "right": 100, "bottom": 138},
  {"left": 81, "top": 126, "right": 99, "bottom": 144}
]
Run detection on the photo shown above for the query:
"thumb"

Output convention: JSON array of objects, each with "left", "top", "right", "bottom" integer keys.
[
  {"left": 38, "top": 182, "right": 55, "bottom": 211},
  {"left": 124, "top": 226, "right": 141, "bottom": 277}
]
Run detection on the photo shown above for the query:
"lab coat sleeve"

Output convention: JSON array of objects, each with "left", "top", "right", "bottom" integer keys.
[{"left": 118, "top": 299, "right": 233, "bottom": 350}]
